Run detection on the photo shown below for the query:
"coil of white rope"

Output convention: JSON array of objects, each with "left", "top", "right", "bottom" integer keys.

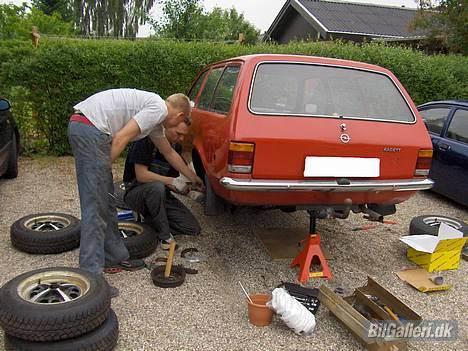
[{"left": 267, "top": 287, "right": 316, "bottom": 336}]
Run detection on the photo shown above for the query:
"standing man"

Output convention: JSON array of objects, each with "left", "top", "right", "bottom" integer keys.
[
  {"left": 123, "top": 122, "right": 201, "bottom": 250},
  {"left": 68, "top": 89, "right": 203, "bottom": 287}
]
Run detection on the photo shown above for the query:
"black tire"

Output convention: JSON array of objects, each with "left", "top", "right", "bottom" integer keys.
[
  {"left": 10, "top": 213, "right": 80, "bottom": 254},
  {"left": 151, "top": 265, "right": 186, "bottom": 288},
  {"left": 4, "top": 309, "right": 119, "bottom": 351},
  {"left": 118, "top": 221, "right": 157, "bottom": 259},
  {"left": 409, "top": 215, "right": 468, "bottom": 237},
  {"left": 0, "top": 267, "right": 111, "bottom": 342},
  {"left": 204, "top": 174, "right": 224, "bottom": 216},
  {"left": 3, "top": 135, "right": 18, "bottom": 179}
]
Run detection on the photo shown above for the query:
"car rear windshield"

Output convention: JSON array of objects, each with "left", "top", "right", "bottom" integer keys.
[{"left": 249, "top": 63, "right": 415, "bottom": 122}]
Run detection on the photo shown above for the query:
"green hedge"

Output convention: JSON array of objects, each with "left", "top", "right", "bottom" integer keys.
[{"left": 1, "top": 38, "right": 467, "bottom": 154}]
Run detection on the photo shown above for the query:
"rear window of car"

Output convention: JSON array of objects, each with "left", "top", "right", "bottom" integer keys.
[{"left": 249, "top": 63, "right": 415, "bottom": 123}]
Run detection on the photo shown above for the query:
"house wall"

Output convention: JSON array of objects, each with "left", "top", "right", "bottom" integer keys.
[{"left": 272, "top": 9, "right": 321, "bottom": 44}]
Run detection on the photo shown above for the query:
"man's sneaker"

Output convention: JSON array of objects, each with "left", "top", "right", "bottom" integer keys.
[
  {"left": 160, "top": 234, "right": 177, "bottom": 251},
  {"left": 104, "top": 259, "right": 146, "bottom": 273}
]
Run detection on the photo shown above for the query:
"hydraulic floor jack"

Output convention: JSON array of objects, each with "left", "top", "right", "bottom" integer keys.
[{"left": 290, "top": 211, "right": 332, "bottom": 283}]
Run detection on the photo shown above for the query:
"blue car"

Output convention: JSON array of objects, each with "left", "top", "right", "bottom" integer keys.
[{"left": 418, "top": 100, "right": 468, "bottom": 206}]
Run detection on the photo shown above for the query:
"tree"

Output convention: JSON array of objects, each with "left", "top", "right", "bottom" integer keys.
[
  {"left": 150, "top": 0, "right": 204, "bottom": 40},
  {"left": 0, "top": 3, "right": 74, "bottom": 40},
  {"left": 412, "top": 0, "right": 467, "bottom": 54},
  {"left": 74, "top": 0, "right": 156, "bottom": 38},
  {"left": 31, "top": 0, "right": 74, "bottom": 22},
  {"left": 152, "top": 0, "right": 260, "bottom": 44}
]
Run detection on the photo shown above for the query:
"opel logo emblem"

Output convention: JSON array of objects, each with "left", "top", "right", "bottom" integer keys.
[{"left": 340, "top": 134, "right": 351, "bottom": 143}]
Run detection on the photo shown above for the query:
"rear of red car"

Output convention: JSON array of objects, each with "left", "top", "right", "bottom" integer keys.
[{"left": 192, "top": 55, "right": 433, "bottom": 215}]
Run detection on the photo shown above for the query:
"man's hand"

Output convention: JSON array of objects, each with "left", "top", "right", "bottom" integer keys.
[
  {"left": 167, "top": 178, "right": 190, "bottom": 195},
  {"left": 190, "top": 175, "right": 205, "bottom": 191}
]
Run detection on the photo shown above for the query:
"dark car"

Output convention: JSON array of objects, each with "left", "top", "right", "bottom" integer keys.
[
  {"left": 418, "top": 100, "right": 468, "bottom": 206},
  {"left": 0, "top": 99, "right": 19, "bottom": 179}
]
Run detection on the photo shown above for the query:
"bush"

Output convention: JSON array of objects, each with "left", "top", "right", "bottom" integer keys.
[{"left": 1, "top": 38, "right": 467, "bottom": 154}]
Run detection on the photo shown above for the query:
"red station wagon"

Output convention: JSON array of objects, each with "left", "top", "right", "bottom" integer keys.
[{"left": 187, "top": 54, "right": 434, "bottom": 219}]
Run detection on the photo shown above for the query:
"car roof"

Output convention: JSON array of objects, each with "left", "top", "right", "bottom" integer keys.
[
  {"left": 418, "top": 100, "right": 468, "bottom": 109},
  {"left": 206, "top": 54, "right": 389, "bottom": 74}
]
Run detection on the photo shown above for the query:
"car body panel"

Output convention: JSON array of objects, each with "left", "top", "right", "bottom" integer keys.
[
  {"left": 189, "top": 54, "right": 433, "bottom": 208},
  {"left": 418, "top": 101, "right": 468, "bottom": 206},
  {"left": 0, "top": 99, "right": 19, "bottom": 178}
]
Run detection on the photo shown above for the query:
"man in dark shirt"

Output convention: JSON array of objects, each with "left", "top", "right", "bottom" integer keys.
[{"left": 123, "top": 123, "right": 201, "bottom": 249}]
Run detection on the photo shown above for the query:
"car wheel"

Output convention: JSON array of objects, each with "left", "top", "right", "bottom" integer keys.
[
  {"left": 0, "top": 267, "right": 111, "bottom": 342},
  {"left": 3, "top": 135, "right": 18, "bottom": 179},
  {"left": 10, "top": 213, "right": 80, "bottom": 254},
  {"left": 204, "top": 174, "right": 224, "bottom": 216},
  {"left": 409, "top": 215, "right": 468, "bottom": 236},
  {"left": 118, "top": 221, "right": 157, "bottom": 259},
  {"left": 4, "top": 309, "right": 119, "bottom": 351}
]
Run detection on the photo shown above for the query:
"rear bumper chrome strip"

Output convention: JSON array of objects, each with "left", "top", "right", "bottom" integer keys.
[{"left": 219, "top": 177, "right": 434, "bottom": 192}]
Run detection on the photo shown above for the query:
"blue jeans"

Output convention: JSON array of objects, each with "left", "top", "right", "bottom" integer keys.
[{"left": 68, "top": 121, "right": 129, "bottom": 275}]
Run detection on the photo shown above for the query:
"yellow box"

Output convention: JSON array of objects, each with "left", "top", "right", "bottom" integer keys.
[{"left": 407, "top": 238, "right": 467, "bottom": 272}]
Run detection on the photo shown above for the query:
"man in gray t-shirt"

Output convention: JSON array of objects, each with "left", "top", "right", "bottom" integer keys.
[{"left": 68, "top": 89, "right": 203, "bottom": 292}]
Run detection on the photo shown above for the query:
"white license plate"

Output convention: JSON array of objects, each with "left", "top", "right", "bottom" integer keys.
[{"left": 304, "top": 157, "right": 380, "bottom": 177}]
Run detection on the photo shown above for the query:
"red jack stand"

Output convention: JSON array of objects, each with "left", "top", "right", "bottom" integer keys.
[{"left": 290, "top": 213, "right": 332, "bottom": 283}]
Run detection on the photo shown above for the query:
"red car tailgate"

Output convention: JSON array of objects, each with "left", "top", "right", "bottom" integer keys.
[{"left": 234, "top": 116, "right": 431, "bottom": 180}]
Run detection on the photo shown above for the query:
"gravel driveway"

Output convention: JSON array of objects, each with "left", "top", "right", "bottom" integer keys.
[{"left": 0, "top": 157, "right": 466, "bottom": 351}]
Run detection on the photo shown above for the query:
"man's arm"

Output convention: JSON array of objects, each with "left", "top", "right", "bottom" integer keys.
[
  {"left": 110, "top": 119, "right": 141, "bottom": 162},
  {"left": 152, "top": 136, "right": 203, "bottom": 188},
  {"left": 134, "top": 163, "right": 173, "bottom": 185}
]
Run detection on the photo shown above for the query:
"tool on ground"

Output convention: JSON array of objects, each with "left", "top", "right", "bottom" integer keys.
[
  {"left": 290, "top": 212, "right": 332, "bottom": 282},
  {"left": 181, "top": 247, "right": 206, "bottom": 263},
  {"left": 430, "top": 275, "right": 444, "bottom": 285},
  {"left": 151, "top": 241, "right": 186, "bottom": 288},
  {"left": 239, "top": 281, "right": 253, "bottom": 304}
]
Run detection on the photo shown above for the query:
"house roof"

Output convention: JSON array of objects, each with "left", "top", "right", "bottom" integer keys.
[{"left": 266, "top": 0, "right": 426, "bottom": 40}]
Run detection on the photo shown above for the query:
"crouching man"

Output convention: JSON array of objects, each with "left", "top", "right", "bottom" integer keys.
[{"left": 123, "top": 122, "right": 201, "bottom": 249}]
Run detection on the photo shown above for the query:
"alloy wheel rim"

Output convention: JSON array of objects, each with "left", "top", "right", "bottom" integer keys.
[
  {"left": 422, "top": 216, "right": 462, "bottom": 230},
  {"left": 17, "top": 271, "right": 90, "bottom": 305},
  {"left": 118, "top": 222, "right": 143, "bottom": 239},
  {"left": 24, "top": 215, "right": 71, "bottom": 232}
]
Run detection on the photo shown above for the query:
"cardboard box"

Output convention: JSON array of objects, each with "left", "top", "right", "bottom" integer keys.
[
  {"left": 400, "top": 223, "right": 467, "bottom": 272},
  {"left": 319, "top": 277, "right": 421, "bottom": 351}
]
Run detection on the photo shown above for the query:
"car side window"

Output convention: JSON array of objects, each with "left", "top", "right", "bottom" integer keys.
[
  {"left": 198, "top": 67, "right": 224, "bottom": 110},
  {"left": 419, "top": 107, "right": 451, "bottom": 135},
  {"left": 446, "top": 108, "right": 468, "bottom": 144},
  {"left": 188, "top": 70, "right": 208, "bottom": 102},
  {"left": 211, "top": 65, "right": 241, "bottom": 114}
]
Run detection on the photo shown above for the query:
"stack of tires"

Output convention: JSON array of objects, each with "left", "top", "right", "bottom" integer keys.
[
  {"left": 10, "top": 212, "right": 158, "bottom": 259},
  {"left": 0, "top": 267, "right": 118, "bottom": 351}
]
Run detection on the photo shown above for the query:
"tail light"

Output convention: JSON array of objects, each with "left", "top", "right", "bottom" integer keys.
[
  {"left": 228, "top": 142, "right": 255, "bottom": 174},
  {"left": 414, "top": 149, "right": 433, "bottom": 176}
]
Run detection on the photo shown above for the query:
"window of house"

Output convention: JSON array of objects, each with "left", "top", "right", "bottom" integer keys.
[
  {"left": 211, "top": 65, "right": 241, "bottom": 114},
  {"left": 419, "top": 107, "right": 451, "bottom": 135},
  {"left": 446, "top": 108, "right": 468, "bottom": 144},
  {"left": 198, "top": 67, "right": 224, "bottom": 110}
]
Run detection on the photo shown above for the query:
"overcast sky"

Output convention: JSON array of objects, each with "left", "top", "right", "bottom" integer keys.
[{"left": 2, "top": 0, "right": 419, "bottom": 36}]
